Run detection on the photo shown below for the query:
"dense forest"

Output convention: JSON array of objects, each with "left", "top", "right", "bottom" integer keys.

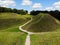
[{"left": 0, "top": 7, "right": 60, "bottom": 20}]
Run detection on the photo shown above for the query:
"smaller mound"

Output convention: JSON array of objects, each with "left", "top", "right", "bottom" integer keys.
[
  {"left": 0, "top": 13, "right": 30, "bottom": 30},
  {"left": 22, "top": 13, "right": 59, "bottom": 32}
]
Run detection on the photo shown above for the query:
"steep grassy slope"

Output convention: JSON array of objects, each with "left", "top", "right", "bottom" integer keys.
[
  {"left": 0, "top": 13, "right": 31, "bottom": 31},
  {"left": 31, "top": 32, "right": 60, "bottom": 45},
  {"left": 0, "top": 32, "right": 27, "bottom": 45},
  {"left": 22, "top": 13, "right": 59, "bottom": 32}
]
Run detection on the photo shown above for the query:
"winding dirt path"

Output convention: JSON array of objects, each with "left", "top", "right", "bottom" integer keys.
[
  {"left": 19, "top": 15, "right": 44, "bottom": 45},
  {"left": 25, "top": 34, "right": 30, "bottom": 45},
  {"left": 19, "top": 17, "right": 33, "bottom": 34},
  {"left": 19, "top": 17, "right": 33, "bottom": 45}
]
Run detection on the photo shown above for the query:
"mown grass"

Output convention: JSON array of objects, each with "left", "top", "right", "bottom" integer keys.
[
  {"left": 30, "top": 32, "right": 60, "bottom": 45},
  {"left": 23, "top": 13, "right": 59, "bottom": 32},
  {"left": 0, "top": 32, "right": 27, "bottom": 45}
]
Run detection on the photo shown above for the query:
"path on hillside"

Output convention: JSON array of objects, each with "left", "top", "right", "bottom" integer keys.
[
  {"left": 25, "top": 34, "right": 30, "bottom": 45},
  {"left": 19, "top": 15, "right": 44, "bottom": 45},
  {"left": 19, "top": 17, "right": 33, "bottom": 34},
  {"left": 19, "top": 17, "right": 33, "bottom": 45}
]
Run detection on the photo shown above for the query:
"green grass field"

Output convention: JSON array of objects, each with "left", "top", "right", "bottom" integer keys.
[
  {"left": 30, "top": 32, "right": 60, "bottom": 45},
  {"left": 0, "top": 32, "right": 27, "bottom": 45},
  {"left": 0, "top": 13, "right": 60, "bottom": 45}
]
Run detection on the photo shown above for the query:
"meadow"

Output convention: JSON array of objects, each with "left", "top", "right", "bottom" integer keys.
[
  {"left": 30, "top": 32, "right": 60, "bottom": 45},
  {"left": 0, "top": 13, "right": 60, "bottom": 45},
  {"left": 0, "top": 32, "right": 27, "bottom": 45}
]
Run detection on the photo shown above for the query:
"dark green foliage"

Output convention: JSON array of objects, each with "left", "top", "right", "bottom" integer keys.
[
  {"left": 30, "top": 10, "right": 49, "bottom": 15},
  {"left": 0, "top": 7, "right": 28, "bottom": 15},
  {"left": 30, "top": 10, "right": 60, "bottom": 20},
  {"left": 49, "top": 10, "right": 60, "bottom": 20},
  {"left": 17, "top": 10, "right": 28, "bottom": 15},
  {"left": 13, "top": 8, "right": 17, "bottom": 13}
]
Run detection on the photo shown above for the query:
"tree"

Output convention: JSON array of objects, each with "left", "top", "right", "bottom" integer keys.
[
  {"left": 49, "top": 10, "right": 60, "bottom": 20},
  {"left": 13, "top": 8, "right": 17, "bottom": 13},
  {"left": 30, "top": 10, "right": 37, "bottom": 15},
  {"left": 0, "top": 7, "right": 28, "bottom": 15}
]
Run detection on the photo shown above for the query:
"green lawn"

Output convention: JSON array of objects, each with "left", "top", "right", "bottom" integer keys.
[
  {"left": 0, "top": 32, "right": 27, "bottom": 45},
  {"left": 31, "top": 32, "right": 60, "bottom": 45}
]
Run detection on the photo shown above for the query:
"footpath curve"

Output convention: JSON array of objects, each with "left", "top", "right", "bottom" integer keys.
[
  {"left": 19, "top": 15, "right": 44, "bottom": 45},
  {"left": 19, "top": 17, "right": 33, "bottom": 45}
]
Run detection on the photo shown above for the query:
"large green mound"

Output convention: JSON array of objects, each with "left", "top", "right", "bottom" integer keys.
[
  {"left": 0, "top": 13, "right": 31, "bottom": 31},
  {"left": 22, "top": 13, "right": 59, "bottom": 32},
  {"left": 0, "top": 13, "right": 28, "bottom": 45}
]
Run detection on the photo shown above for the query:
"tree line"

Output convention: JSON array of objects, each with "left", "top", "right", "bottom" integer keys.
[
  {"left": 0, "top": 7, "right": 28, "bottom": 15},
  {"left": 0, "top": 7, "right": 60, "bottom": 20},
  {"left": 30, "top": 10, "right": 60, "bottom": 20}
]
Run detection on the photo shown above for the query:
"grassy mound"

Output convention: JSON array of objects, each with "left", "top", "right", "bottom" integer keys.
[
  {"left": 0, "top": 13, "right": 31, "bottom": 31},
  {"left": 0, "top": 13, "right": 30, "bottom": 45},
  {"left": 22, "top": 13, "right": 59, "bottom": 32}
]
